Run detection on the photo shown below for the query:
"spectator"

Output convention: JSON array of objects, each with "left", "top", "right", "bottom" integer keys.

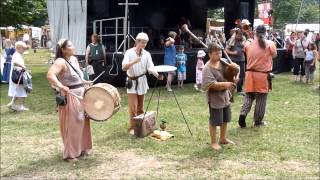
[
  {"left": 226, "top": 29, "right": 245, "bottom": 95},
  {"left": 7, "top": 41, "right": 29, "bottom": 112},
  {"left": 163, "top": 31, "right": 177, "bottom": 92},
  {"left": 176, "top": 45, "right": 188, "bottom": 88},
  {"left": 292, "top": 32, "right": 310, "bottom": 82},
  {"left": 285, "top": 32, "right": 296, "bottom": 71},
  {"left": 304, "top": 43, "right": 318, "bottom": 84},
  {"left": 85, "top": 34, "right": 106, "bottom": 83},
  {"left": 2, "top": 39, "right": 15, "bottom": 83}
]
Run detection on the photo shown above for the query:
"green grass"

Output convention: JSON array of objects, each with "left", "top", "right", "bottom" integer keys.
[{"left": 0, "top": 49, "right": 319, "bottom": 179}]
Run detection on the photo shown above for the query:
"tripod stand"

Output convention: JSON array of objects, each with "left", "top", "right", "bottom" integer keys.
[{"left": 143, "top": 70, "right": 193, "bottom": 136}]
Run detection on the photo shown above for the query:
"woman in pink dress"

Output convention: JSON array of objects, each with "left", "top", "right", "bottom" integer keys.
[{"left": 47, "top": 39, "right": 93, "bottom": 162}]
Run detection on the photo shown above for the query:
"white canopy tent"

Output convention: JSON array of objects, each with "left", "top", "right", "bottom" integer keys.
[
  {"left": 285, "top": 24, "right": 320, "bottom": 35},
  {"left": 47, "top": 0, "right": 87, "bottom": 55}
]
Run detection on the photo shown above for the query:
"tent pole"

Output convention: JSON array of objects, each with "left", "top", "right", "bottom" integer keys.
[{"left": 295, "top": 0, "right": 304, "bottom": 31}]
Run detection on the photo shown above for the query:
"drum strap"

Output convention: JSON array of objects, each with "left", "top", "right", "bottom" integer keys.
[
  {"left": 68, "top": 84, "right": 84, "bottom": 89},
  {"left": 64, "top": 59, "right": 82, "bottom": 80}
]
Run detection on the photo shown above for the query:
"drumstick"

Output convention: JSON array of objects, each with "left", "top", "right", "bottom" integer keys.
[{"left": 92, "top": 70, "right": 106, "bottom": 83}]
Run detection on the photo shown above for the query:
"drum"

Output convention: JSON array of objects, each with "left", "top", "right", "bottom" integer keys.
[{"left": 84, "top": 83, "right": 121, "bottom": 121}]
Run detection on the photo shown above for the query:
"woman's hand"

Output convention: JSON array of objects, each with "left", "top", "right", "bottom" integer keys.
[
  {"left": 83, "top": 80, "right": 94, "bottom": 86},
  {"left": 60, "top": 85, "right": 70, "bottom": 94}
]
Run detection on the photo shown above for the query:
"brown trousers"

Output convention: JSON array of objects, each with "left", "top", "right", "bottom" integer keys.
[{"left": 127, "top": 93, "right": 145, "bottom": 130}]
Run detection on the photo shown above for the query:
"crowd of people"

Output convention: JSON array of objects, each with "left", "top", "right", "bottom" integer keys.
[
  {"left": 2, "top": 20, "right": 319, "bottom": 161},
  {"left": 285, "top": 30, "right": 319, "bottom": 84}
]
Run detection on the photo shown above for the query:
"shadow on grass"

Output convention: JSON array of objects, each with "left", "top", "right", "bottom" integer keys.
[{"left": 1, "top": 153, "right": 100, "bottom": 178}]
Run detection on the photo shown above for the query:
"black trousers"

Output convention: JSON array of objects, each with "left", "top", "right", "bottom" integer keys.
[
  {"left": 89, "top": 60, "right": 104, "bottom": 84},
  {"left": 285, "top": 50, "right": 294, "bottom": 69},
  {"left": 293, "top": 58, "right": 305, "bottom": 76},
  {"left": 235, "top": 61, "right": 245, "bottom": 92}
]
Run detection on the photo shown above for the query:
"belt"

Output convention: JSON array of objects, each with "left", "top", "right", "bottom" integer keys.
[
  {"left": 128, "top": 74, "right": 146, "bottom": 91},
  {"left": 246, "top": 69, "right": 270, "bottom": 73},
  {"left": 246, "top": 69, "right": 272, "bottom": 90},
  {"left": 128, "top": 73, "right": 145, "bottom": 80},
  {"left": 68, "top": 84, "right": 84, "bottom": 89}
]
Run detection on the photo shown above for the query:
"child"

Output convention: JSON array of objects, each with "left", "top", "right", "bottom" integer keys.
[
  {"left": 304, "top": 43, "right": 318, "bottom": 84},
  {"left": 194, "top": 50, "right": 206, "bottom": 91},
  {"left": 176, "top": 45, "right": 187, "bottom": 88},
  {"left": 202, "top": 43, "right": 236, "bottom": 150}
]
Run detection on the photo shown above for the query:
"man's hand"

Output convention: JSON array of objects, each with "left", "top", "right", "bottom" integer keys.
[{"left": 135, "top": 57, "right": 141, "bottom": 64}]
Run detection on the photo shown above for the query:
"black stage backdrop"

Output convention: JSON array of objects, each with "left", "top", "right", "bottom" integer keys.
[{"left": 87, "top": 0, "right": 256, "bottom": 43}]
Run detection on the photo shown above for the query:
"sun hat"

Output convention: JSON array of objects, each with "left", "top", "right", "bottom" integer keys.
[{"left": 197, "top": 50, "right": 206, "bottom": 58}]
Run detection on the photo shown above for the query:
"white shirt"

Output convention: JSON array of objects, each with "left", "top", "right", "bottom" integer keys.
[{"left": 122, "top": 47, "right": 156, "bottom": 95}]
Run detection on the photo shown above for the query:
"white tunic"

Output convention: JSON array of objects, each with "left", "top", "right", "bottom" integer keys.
[
  {"left": 8, "top": 52, "right": 27, "bottom": 97},
  {"left": 122, "top": 47, "right": 156, "bottom": 95}
]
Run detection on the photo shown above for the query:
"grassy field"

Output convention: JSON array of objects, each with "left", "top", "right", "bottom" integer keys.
[{"left": 0, "top": 49, "right": 319, "bottom": 179}]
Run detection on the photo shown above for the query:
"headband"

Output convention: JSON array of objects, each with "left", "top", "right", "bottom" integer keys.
[{"left": 57, "top": 38, "right": 67, "bottom": 47}]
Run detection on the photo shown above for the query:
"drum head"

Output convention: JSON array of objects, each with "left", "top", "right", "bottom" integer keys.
[{"left": 84, "top": 86, "right": 115, "bottom": 121}]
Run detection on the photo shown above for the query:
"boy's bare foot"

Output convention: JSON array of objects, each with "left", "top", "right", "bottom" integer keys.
[
  {"left": 219, "top": 138, "right": 235, "bottom": 145},
  {"left": 211, "top": 143, "right": 222, "bottom": 150}
]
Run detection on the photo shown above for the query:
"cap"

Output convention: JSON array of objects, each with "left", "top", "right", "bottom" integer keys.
[
  {"left": 241, "top": 19, "right": 251, "bottom": 25},
  {"left": 15, "top": 41, "right": 27, "bottom": 48},
  {"left": 136, "top": 32, "right": 149, "bottom": 41},
  {"left": 197, "top": 50, "right": 206, "bottom": 58}
]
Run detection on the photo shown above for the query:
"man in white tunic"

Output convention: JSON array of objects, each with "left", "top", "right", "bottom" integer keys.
[
  {"left": 122, "top": 32, "right": 159, "bottom": 134},
  {"left": 8, "top": 41, "right": 28, "bottom": 111}
]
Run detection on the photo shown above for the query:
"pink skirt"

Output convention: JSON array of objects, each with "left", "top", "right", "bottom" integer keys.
[
  {"left": 58, "top": 87, "right": 92, "bottom": 159},
  {"left": 196, "top": 70, "right": 203, "bottom": 84}
]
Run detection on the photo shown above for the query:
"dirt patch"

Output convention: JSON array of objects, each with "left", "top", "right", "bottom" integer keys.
[{"left": 2, "top": 150, "right": 318, "bottom": 179}]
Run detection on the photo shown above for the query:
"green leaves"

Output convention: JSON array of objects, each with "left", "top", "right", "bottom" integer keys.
[
  {"left": 0, "top": 0, "right": 47, "bottom": 27},
  {"left": 270, "top": 0, "right": 319, "bottom": 25}
]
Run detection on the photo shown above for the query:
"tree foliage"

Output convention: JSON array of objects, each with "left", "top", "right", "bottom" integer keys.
[
  {"left": 208, "top": 0, "right": 319, "bottom": 25},
  {"left": 270, "top": 0, "right": 319, "bottom": 25},
  {"left": 0, "top": 0, "right": 47, "bottom": 27},
  {"left": 208, "top": 8, "right": 224, "bottom": 20}
]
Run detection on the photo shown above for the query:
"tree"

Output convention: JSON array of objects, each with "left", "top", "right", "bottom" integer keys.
[
  {"left": 0, "top": 0, "right": 47, "bottom": 27},
  {"left": 208, "top": 8, "right": 224, "bottom": 20},
  {"left": 268, "top": 0, "right": 319, "bottom": 25}
]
